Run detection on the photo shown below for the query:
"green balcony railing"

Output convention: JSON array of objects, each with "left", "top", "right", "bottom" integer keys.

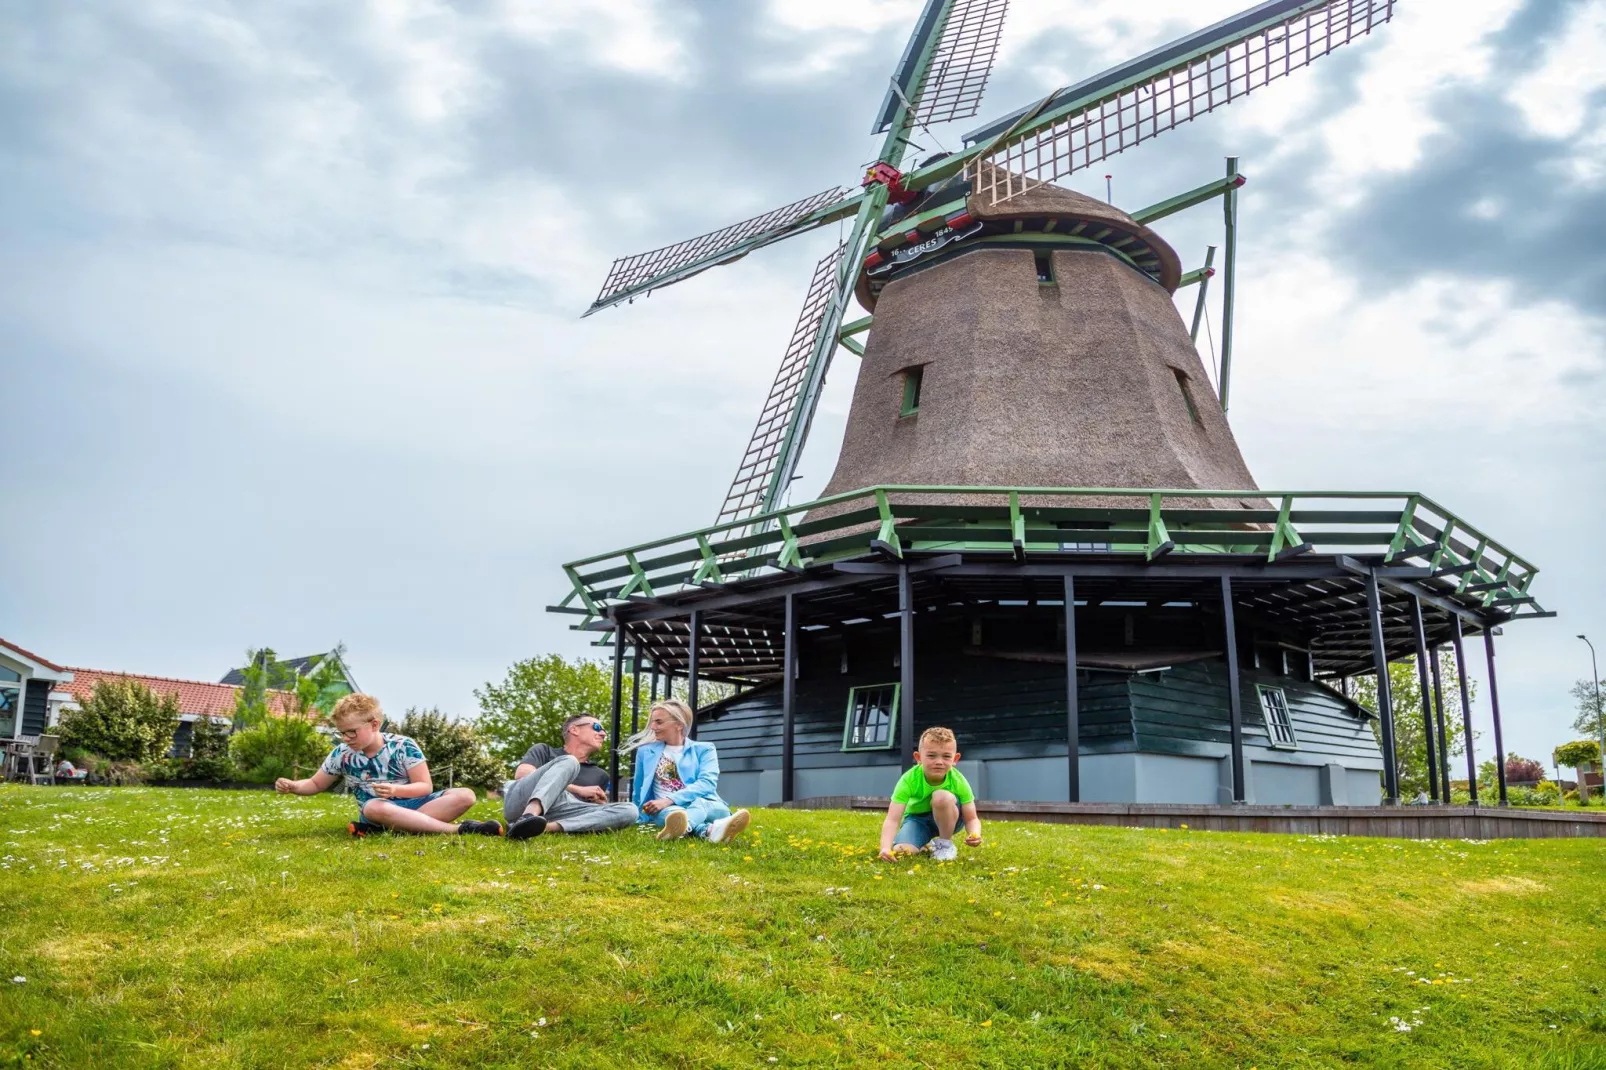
[{"left": 554, "top": 486, "right": 1540, "bottom": 623}]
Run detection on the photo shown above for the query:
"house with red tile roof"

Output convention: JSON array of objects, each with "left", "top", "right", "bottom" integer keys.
[{"left": 1, "top": 638, "right": 299, "bottom": 756}]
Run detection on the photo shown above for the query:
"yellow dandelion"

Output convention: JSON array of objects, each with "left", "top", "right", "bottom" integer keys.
[{"left": 981, "top": 1020, "right": 992, "bottom": 1028}]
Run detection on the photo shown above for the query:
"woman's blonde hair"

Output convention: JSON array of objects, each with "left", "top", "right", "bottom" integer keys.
[{"left": 623, "top": 699, "right": 694, "bottom": 752}]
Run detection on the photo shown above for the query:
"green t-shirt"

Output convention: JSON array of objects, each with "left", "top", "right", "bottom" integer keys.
[{"left": 890, "top": 766, "right": 975, "bottom": 815}]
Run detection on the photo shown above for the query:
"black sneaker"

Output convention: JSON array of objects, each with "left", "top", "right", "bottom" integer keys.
[
  {"left": 507, "top": 813, "right": 547, "bottom": 841},
  {"left": 457, "top": 819, "right": 504, "bottom": 837},
  {"left": 348, "top": 819, "right": 385, "bottom": 838}
]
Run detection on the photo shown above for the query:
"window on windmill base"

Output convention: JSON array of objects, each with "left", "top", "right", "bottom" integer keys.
[
  {"left": 842, "top": 683, "right": 899, "bottom": 751},
  {"left": 900, "top": 366, "right": 924, "bottom": 417},
  {"left": 1172, "top": 368, "right": 1203, "bottom": 426},
  {"left": 1035, "top": 249, "right": 1056, "bottom": 284},
  {"left": 1257, "top": 685, "right": 1298, "bottom": 748}
]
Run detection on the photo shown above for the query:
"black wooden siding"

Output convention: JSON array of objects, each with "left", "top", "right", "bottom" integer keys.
[
  {"left": 1128, "top": 660, "right": 1378, "bottom": 762},
  {"left": 22, "top": 680, "right": 49, "bottom": 736},
  {"left": 697, "top": 622, "right": 1378, "bottom": 771}
]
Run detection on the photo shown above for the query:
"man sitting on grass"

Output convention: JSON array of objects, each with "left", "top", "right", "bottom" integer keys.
[
  {"left": 275, "top": 693, "right": 504, "bottom": 838},
  {"left": 503, "top": 714, "right": 639, "bottom": 840},
  {"left": 878, "top": 726, "right": 984, "bottom": 863}
]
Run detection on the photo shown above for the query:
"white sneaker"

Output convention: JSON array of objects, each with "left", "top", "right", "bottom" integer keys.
[
  {"left": 706, "top": 809, "right": 751, "bottom": 844},
  {"left": 929, "top": 837, "right": 958, "bottom": 862}
]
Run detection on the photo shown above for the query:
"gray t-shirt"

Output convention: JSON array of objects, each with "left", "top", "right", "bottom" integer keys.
[{"left": 519, "top": 742, "right": 609, "bottom": 790}]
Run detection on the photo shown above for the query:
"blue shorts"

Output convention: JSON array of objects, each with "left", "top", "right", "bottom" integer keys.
[
  {"left": 893, "top": 811, "right": 954, "bottom": 849},
  {"left": 361, "top": 790, "right": 446, "bottom": 813}
]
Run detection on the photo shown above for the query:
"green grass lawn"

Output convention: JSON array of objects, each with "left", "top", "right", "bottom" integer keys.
[{"left": 2, "top": 786, "right": 1603, "bottom": 1069}]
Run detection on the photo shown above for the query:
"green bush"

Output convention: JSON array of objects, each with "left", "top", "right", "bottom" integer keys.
[
  {"left": 1506, "top": 781, "right": 1560, "bottom": 807},
  {"left": 394, "top": 707, "right": 506, "bottom": 794},
  {"left": 58, "top": 679, "right": 180, "bottom": 763},
  {"left": 229, "top": 715, "right": 329, "bottom": 783}
]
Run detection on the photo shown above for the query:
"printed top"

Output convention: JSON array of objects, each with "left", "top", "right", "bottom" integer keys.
[
  {"left": 321, "top": 733, "right": 427, "bottom": 805},
  {"left": 652, "top": 744, "right": 686, "bottom": 801}
]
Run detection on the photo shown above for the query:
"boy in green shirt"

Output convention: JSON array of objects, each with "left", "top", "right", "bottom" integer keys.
[{"left": 878, "top": 726, "right": 983, "bottom": 862}]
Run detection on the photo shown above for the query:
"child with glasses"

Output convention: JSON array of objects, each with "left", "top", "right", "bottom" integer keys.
[
  {"left": 878, "top": 726, "right": 983, "bottom": 862},
  {"left": 504, "top": 713, "right": 640, "bottom": 839},
  {"left": 275, "top": 693, "right": 504, "bottom": 837}
]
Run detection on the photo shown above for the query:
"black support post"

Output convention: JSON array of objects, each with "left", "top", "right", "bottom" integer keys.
[
  {"left": 782, "top": 592, "right": 797, "bottom": 804},
  {"left": 1365, "top": 568, "right": 1401, "bottom": 804},
  {"left": 1429, "top": 644, "right": 1451, "bottom": 802},
  {"left": 1452, "top": 616, "right": 1478, "bottom": 805},
  {"left": 649, "top": 664, "right": 660, "bottom": 707},
  {"left": 1220, "top": 575, "right": 1246, "bottom": 803},
  {"left": 687, "top": 610, "right": 701, "bottom": 739},
  {"left": 899, "top": 566, "right": 915, "bottom": 759},
  {"left": 630, "top": 643, "right": 642, "bottom": 746},
  {"left": 609, "top": 625, "right": 625, "bottom": 803},
  {"left": 1485, "top": 627, "right": 1508, "bottom": 806},
  {"left": 1409, "top": 599, "right": 1440, "bottom": 801},
  {"left": 1064, "top": 574, "right": 1080, "bottom": 802}
]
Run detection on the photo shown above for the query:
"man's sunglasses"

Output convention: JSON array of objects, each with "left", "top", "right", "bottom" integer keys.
[{"left": 588, "top": 722, "right": 606, "bottom": 733}]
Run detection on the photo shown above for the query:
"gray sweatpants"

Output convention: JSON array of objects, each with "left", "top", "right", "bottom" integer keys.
[{"left": 501, "top": 755, "right": 638, "bottom": 834}]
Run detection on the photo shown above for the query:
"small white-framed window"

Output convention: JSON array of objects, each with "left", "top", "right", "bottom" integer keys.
[
  {"left": 842, "top": 683, "right": 899, "bottom": 751},
  {"left": 1257, "top": 685, "right": 1297, "bottom": 748}
]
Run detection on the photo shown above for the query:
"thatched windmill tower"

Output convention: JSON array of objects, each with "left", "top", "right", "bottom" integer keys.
[
  {"left": 559, "top": 0, "right": 1550, "bottom": 815},
  {"left": 823, "top": 175, "right": 1260, "bottom": 508}
]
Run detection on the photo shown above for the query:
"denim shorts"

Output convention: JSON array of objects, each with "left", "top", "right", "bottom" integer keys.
[
  {"left": 361, "top": 789, "right": 446, "bottom": 813},
  {"left": 893, "top": 811, "right": 954, "bottom": 849}
]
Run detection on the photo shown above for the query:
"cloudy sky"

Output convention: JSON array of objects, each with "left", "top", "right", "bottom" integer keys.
[{"left": 3, "top": 0, "right": 1602, "bottom": 767}]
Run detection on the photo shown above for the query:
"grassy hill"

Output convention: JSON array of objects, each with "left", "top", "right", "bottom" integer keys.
[{"left": 1, "top": 785, "right": 1602, "bottom": 1068}]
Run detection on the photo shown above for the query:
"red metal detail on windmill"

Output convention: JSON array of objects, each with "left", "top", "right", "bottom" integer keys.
[
  {"left": 863, "top": 249, "right": 887, "bottom": 270},
  {"left": 862, "top": 162, "right": 919, "bottom": 205},
  {"left": 944, "top": 209, "right": 975, "bottom": 229}
]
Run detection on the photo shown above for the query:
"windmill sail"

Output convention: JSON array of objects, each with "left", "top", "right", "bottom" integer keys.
[
  {"left": 587, "top": 187, "right": 852, "bottom": 315},
  {"left": 962, "top": 0, "right": 1393, "bottom": 205},
  {"left": 915, "top": 0, "right": 1010, "bottom": 127},
  {"left": 715, "top": 244, "right": 847, "bottom": 527}
]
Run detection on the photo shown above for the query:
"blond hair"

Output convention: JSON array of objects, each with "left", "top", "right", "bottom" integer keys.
[
  {"left": 918, "top": 726, "right": 957, "bottom": 750},
  {"left": 330, "top": 693, "right": 383, "bottom": 727},
  {"left": 624, "top": 699, "right": 694, "bottom": 752}
]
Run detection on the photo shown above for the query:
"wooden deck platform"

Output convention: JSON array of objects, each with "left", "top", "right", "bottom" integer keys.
[{"left": 776, "top": 797, "right": 1606, "bottom": 840}]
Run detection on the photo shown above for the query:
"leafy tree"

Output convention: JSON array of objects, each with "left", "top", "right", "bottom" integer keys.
[
  {"left": 395, "top": 707, "right": 506, "bottom": 794},
  {"left": 475, "top": 653, "right": 736, "bottom": 771},
  {"left": 1570, "top": 677, "right": 1606, "bottom": 738},
  {"left": 1553, "top": 740, "right": 1601, "bottom": 804},
  {"left": 232, "top": 643, "right": 351, "bottom": 726},
  {"left": 1352, "top": 651, "right": 1476, "bottom": 798},
  {"left": 58, "top": 679, "right": 181, "bottom": 763},
  {"left": 475, "top": 655, "right": 620, "bottom": 769},
  {"left": 1502, "top": 754, "right": 1545, "bottom": 785},
  {"left": 229, "top": 714, "right": 328, "bottom": 783}
]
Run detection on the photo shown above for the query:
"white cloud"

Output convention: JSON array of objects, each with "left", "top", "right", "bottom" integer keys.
[
  {"left": 499, "top": 0, "right": 691, "bottom": 80},
  {"left": 1507, "top": 1, "right": 1606, "bottom": 139}
]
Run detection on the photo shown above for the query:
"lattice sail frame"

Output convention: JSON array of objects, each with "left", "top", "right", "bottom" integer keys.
[
  {"left": 913, "top": 0, "right": 1010, "bottom": 127},
  {"left": 969, "top": 0, "right": 1393, "bottom": 205},
  {"left": 715, "top": 244, "right": 847, "bottom": 527},
  {"left": 589, "top": 186, "right": 847, "bottom": 311}
]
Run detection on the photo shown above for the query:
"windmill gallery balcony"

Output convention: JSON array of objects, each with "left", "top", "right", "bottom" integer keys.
[{"left": 552, "top": 486, "right": 1549, "bottom": 811}]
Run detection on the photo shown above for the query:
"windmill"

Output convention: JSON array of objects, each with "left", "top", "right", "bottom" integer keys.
[{"left": 586, "top": 0, "right": 1397, "bottom": 529}]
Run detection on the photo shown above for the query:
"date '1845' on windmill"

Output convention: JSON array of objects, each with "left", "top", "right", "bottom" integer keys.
[{"left": 559, "top": 0, "right": 1551, "bottom": 813}]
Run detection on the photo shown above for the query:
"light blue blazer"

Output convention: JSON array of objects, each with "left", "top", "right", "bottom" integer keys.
[{"left": 630, "top": 738, "right": 725, "bottom": 809}]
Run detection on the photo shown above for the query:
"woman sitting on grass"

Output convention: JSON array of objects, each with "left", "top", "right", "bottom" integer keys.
[{"left": 627, "top": 699, "right": 750, "bottom": 844}]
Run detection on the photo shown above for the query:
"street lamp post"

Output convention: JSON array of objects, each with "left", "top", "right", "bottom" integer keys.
[{"left": 1579, "top": 635, "right": 1604, "bottom": 805}]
